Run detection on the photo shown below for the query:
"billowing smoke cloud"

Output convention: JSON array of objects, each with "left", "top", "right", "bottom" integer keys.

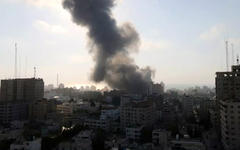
[{"left": 63, "top": 0, "right": 154, "bottom": 93}]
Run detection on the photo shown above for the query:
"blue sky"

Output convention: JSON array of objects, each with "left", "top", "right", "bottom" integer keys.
[{"left": 0, "top": 0, "right": 240, "bottom": 89}]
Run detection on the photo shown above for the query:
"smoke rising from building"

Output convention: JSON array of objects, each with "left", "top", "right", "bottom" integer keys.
[{"left": 63, "top": 0, "right": 154, "bottom": 93}]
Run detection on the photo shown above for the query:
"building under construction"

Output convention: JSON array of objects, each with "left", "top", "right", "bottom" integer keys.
[{"left": 0, "top": 78, "right": 44, "bottom": 102}]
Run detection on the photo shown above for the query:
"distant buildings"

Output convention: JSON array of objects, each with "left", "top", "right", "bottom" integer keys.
[
  {"left": 58, "top": 83, "right": 65, "bottom": 89},
  {"left": 45, "top": 84, "right": 54, "bottom": 91},
  {"left": 148, "top": 82, "right": 164, "bottom": 96},
  {"left": 90, "top": 85, "right": 96, "bottom": 91},
  {"left": 216, "top": 65, "right": 240, "bottom": 150}
]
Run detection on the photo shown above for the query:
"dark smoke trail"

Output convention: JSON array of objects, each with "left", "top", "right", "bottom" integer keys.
[{"left": 63, "top": 0, "right": 154, "bottom": 93}]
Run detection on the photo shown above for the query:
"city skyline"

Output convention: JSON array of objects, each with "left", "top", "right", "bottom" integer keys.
[
  {"left": 0, "top": 1, "right": 238, "bottom": 149},
  {"left": 1, "top": 0, "right": 240, "bottom": 89}
]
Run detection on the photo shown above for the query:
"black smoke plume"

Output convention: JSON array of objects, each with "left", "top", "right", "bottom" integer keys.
[{"left": 63, "top": 0, "right": 154, "bottom": 93}]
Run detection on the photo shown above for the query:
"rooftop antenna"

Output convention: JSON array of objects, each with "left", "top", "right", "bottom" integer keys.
[
  {"left": 34, "top": 67, "right": 36, "bottom": 78},
  {"left": 226, "top": 41, "right": 229, "bottom": 71},
  {"left": 237, "top": 54, "right": 239, "bottom": 65},
  {"left": 25, "top": 57, "right": 28, "bottom": 77},
  {"left": 231, "top": 43, "right": 234, "bottom": 66},
  {"left": 57, "top": 74, "right": 59, "bottom": 88},
  {"left": 14, "top": 43, "right": 18, "bottom": 78},
  {"left": 19, "top": 54, "right": 21, "bottom": 78}
]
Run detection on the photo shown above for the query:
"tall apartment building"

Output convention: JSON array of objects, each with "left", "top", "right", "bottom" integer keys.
[
  {"left": 0, "top": 101, "right": 28, "bottom": 123},
  {"left": 0, "top": 78, "right": 44, "bottom": 123},
  {"left": 120, "top": 99, "right": 156, "bottom": 129},
  {"left": 216, "top": 65, "right": 240, "bottom": 150},
  {"left": 0, "top": 78, "right": 44, "bottom": 102}
]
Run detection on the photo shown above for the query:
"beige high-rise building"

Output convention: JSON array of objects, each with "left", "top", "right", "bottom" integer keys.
[{"left": 216, "top": 65, "right": 240, "bottom": 150}]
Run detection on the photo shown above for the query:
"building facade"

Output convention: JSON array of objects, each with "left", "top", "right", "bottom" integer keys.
[
  {"left": 84, "top": 118, "right": 110, "bottom": 130},
  {"left": 216, "top": 65, "right": 240, "bottom": 150},
  {"left": 120, "top": 99, "right": 156, "bottom": 129},
  {"left": 148, "top": 82, "right": 164, "bottom": 96},
  {"left": 152, "top": 129, "right": 170, "bottom": 149},
  {"left": 0, "top": 102, "right": 28, "bottom": 123},
  {"left": 182, "top": 95, "right": 194, "bottom": 118},
  {"left": 126, "top": 126, "right": 143, "bottom": 141},
  {"left": 0, "top": 78, "right": 44, "bottom": 123},
  {"left": 29, "top": 99, "right": 57, "bottom": 121},
  {"left": 0, "top": 78, "right": 44, "bottom": 102}
]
